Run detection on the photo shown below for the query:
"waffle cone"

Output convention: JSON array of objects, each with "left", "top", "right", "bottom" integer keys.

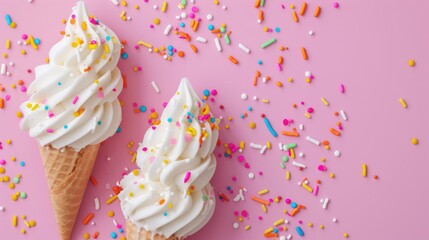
[
  {"left": 126, "top": 220, "right": 180, "bottom": 240},
  {"left": 40, "top": 144, "right": 100, "bottom": 240}
]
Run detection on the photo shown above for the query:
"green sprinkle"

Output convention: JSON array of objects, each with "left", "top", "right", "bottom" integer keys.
[
  {"left": 282, "top": 156, "right": 289, "bottom": 162},
  {"left": 260, "top": 0, "right": 265, "bottom": 7},
  {"left": 284, "top": 143, "right": 297, "bottom": 149},
  {"left": 261, "top": 38, "right": 277, "bottom": 49},
  {"left": 224, "top": 34, "right": 231, "bottom": 45},
  {"left": 280, "top": 162, "right": 286, "bottom": 169}
]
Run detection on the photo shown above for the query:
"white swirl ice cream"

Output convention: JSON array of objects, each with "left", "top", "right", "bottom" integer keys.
[
  {"left": 119, "top": 78, "right": 220, "bottom": 239},
  {"left": 20, "top": 1, "right": 123, "bottom": 150}
]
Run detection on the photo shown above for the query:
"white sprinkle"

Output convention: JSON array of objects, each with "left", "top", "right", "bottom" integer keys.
[
  {"left": 305, "top": 71, "right": 312, "bottom": 77},
  {"left": 340, "top": 110, "right": 348, "bottom": 121},
  {"left": 176, "top": 15, "right": 181, "bottom": 20},
  {"left": 196, "top": 36, "right": 207, "bottom": 43},
  {"left": 298, "top": 152, "right": 304, "bottom": 158},
  {"left": 233, "top": 222, "right": 239, "bottom": 229},
  {"left": 253, "top": 96, "right": 258, "bottom": 101},
  {"left": 332, "top": 218, "right": 337, "bottom": 223},
  {"left": 180, "top": 12, "right": 188, "bottom": 19},
  {"left": 94, "top": 198, "right": 100, "bottom": 210},
  {"left": 279, "top": 236, "right": 286, "bottom": 240},
  {"left": 9, "top": 62, "right": 14, "bottom": 66},
  {"left": 309, "top": 30, "right": 314, "bottom": 35},
  {"left": 0, "top": 206, "right": 4, "bottom": 211},
  {"left": 206, "top": 14, "right": 213, "bottom": 20},
  {"left": 164, "top": 24, "right": 172, "bottom": 35},
  {"left": 306, "top": 136, "right": 320, "bottom": 146},
  {"left": 334, "top": 150, "right": 341, "bottom": 157},
  {"left": 153, "top": 5, "right": 158, "bottom": 10},
  {"left": 113, "top": 219, "right": 118, "bottom": 227},
  {"left": 91, "top": 221, "right": 95, "bottom": 226},
  {"left": 292, "top": 161, "right": 306, "bottom": 168},
  {"left": 287, "top": 234, "right": 292, "bottom": 240},
  {"left": 279, "top": 143, "right": 283, "bottom": 150},
  {"left": 322, "top": 198, "right": 330, "bottom": 209},
  {"left": 214, "top": 38, "right": 222, "bottom": 52},
  {"left": 151, "top": 81, "right": 160, "bottom": 93},
  {"left": 260, "top": 145, "right": 267, "bottom": 154},
  {"left": 222, "top": 5, "right": 227, "bottom": 10},
  {"left": 262, "top": 77, "right": 267, "bottom": 83},
  {"left": 250, "top": 143, "right": 262, "bottom": 149},
  {"left": 241, "top": 93, "right": 248, "bottom": 100},
  {"left": 0, "top": 64, "right": 6, "bottom": 75},
  {"left": 299, "top": 124, "right": 304, "bottom": 130},
  {"left": 248, "top": 172, "right": 255, "bottom": 179},
  {"left": 238, "top": 43, "right": 251, "bottom": 54}
]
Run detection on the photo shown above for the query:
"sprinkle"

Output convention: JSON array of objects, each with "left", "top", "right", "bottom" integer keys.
[
  {"left": 296, "top": 226, "right": 304, "bottom": 236},
  {"left": 6, "top": 39, "right": 11, "bottom": 49},
  {"left": 72, "top": 96, "right": 79, "bottom": 104},
  {"left": 228, "top": 55, "right": 239, "bottom": 64},
  {"left": 292, "top": 161, "right": 306, "bottom": 168},
  {"left": 250, "top": 143, "right": 263, "bottom": 149},
  {"left": 408, "top": 59, "right": 415, "bottom": 67},
  {"left": 82, "top": 213, "right": 94, "bottom": 225},
  {"left": 12, "top": 215, "right": 18, "bottom": 226},
  {"left": 184, "top": 171, "right": 191, "bottom": 183},
  {"left": 306, "top": 136, "right": 320, "bottom": 145},
  {"left": 362, "top": 164, "right": 367, "bottom": 177},
  {"left": 314, "top": 6, "right": 321, "bottom": 17},
  {"left": 94, "top": 198, "right": 100, "bottom": 210},
  {"left": 258, "top": 189, "right": 269, "bottom": 195},
  {"left": 0, "top": 63, "right": 6, "bottom": 75},
  {"left": 321, "top": 97, "right": 329, "bottom": 106},
  {"left": 292, "top": 11, "right": 299, "bottom": 22},
  {"left": 161, "top": 1, "right": 168, "bottom": 12},
  {"left": 164, "top": 24, "right": 172, "bottom": 35},
  {"left": 214, "top": 38, "right": 222, "bottom": 51},
  {"left": 28, "top": 35, "right": 38, "bottom": 50},
  {"left": 399, "top": 98, "right": 407, "bottom": 108},
  {"left": 238, "top": 43, "right": 250, "bottom": 53},
  {"left": 322, "top": 198, "right": 330, "bottom": 209},
  {"left": 137, "top": 41, "right": 152, "bottom": 48},
  {"left": 261, "top": 38, "right": 277, "bottom": 49},
  {"left": 251, "top": 196, "right": 270, "bottom": 205},
  {"left": 300, "top": 2, "right": 307, "bottom": 15},
  {"left": 262, "top": 115, "right": 278, "bottom": 137},
  {"left": 0, "top": 98, "right": 4, "bottom": 109},
  {"left": 329, "top": 128, "right": 341, "bottom": 136},
  {"left": 339, "top": 110, "right": 348, "bottom": 120},
  {"left": 111, "top": 0, "right": 119, "bottom": 5},
  {"left": 301, "top": 47, "right": 308, "bottom": 60},
  {"left": 196, "top": 36, "right": 207, "bottom": 43},
  {"left": 151, "top": 81, "right": 160, "bottom": 93},
  {"left": 411, "top": 138, "right": 419, "bottom": 145},
  {"left": 106, "top": 195, "right": 118, "bottom": 204}
]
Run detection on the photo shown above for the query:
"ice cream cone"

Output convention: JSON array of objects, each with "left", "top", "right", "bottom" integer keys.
[
  {"left": 126, "top": 220, "right": 180, "bottom": 240},
  {"left": 40, "top": 144, "right": 100, "bottom": 240}
]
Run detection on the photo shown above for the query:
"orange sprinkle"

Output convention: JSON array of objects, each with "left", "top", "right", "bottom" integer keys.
[
  {"left": 211, "top": 29, "right": 220, "bottom": 33},
  {"left": 70, "top": 18, "right": 76, "bottom": 25},
  {"left": 278, "top": 56, "right": 283, "bottom": 64},
  {"left": 276, "top": 81, "right": 283, "bottom": 87},
  {"left": 292, "top": 11, "right": 299, "bottom": 22},
  {"left": 192, "top": 20, "right": 199, "bottom": 32},
  {"left": 178, "top": 51, "right": 185, "bottom": 57},
  {"left": 300, "top": 2, "right": 307, "bottom": 16},
  {"left": 254, "top": 0, "right": 261, "bottom": 8},
  {"left": 329, "top": 128, "right": 341, "bottom": 136},
  {"left": 82, "top": 213, "right": 94, "bottom": 225},
  {"left": 301, "top": 47, "right": 308, "bottom": 60},
  {"left": 121, "top": 40, "right": 127, "bottom": 45},
  {"left": 0, "top": 98, "right": 4, "bottom": 109},
  {"left": 89, "top": 176, "right": 98, "bottom": 186},
  {"left": 17, "top": 80, "right": 24, "bottom": 85},
  {"left": 253, "top": 76, "right": 258, "bottom": 86},
  {"left": 159, "top": 199, "right": 165, "bottom": 205},
  {"left": 122, "top": 74, "right": 127, "bottom": 88},
  {"left": 228, "top": 55, "right": 239, "bottom": 64},
  {"left": 281, "top": 131, "right": 299, "bottom": 137},
  {"left": 322, "top": 140, "right": 330, "bottom": 146},
  {"left": 255, "top": 70, "right": 261, "bottom": 77},
  {"left": 190, "top": 44, "right": 198, "bottom": 53},
  {"left": 251, "top": 196, "right": 270, "bottom": 205},
  {"left": 290, "top": 208, "right": 299, "bottom": 216},
  {"left": 314, "top": 6, "right": 321, "bottom": 17},
  {"left": 259, "top": 10, "right": 264, "bottom": 21},
  {"left": 264, "top": 233, "right": 279, "bottom": 238}
]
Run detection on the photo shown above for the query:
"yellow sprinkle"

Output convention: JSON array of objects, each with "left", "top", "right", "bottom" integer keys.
[
  {"left": 244, "top": 225, "right": 251, "bottom": 230},
  {"left": 12, "top": 194, "right": 18, "bottom": 201},
  {"left": 104, "top": 44, "right": 110, "bottom": 53},
  {"left": 29, "top": 220, "right": 36, "bottom": 227},
  {"left": 81, "top": 21, "right": 87, "bottom": 31},
  {"left": 321, "top": 97, "right": 329, "bottom": 106},
  {"left": 121, "top": 0, "right": 127, "bottom": 7},
  {"left": 399, "top": 98, "right": 407, "bottom": 108},
  {"left": 31, "top": 103, "right": 39, "bottom": 111},
  {"left": 24, "top": 220, "right": 30, "bottom": 228},
  {"left": 12, "top": 215, "right": 18, "bottom": 227},
  {"left": 330, "top": 173, "right": 335, "bottom": 178},
  {"left": 290, "top": 148, "right": 295, "bottom": 159},
  {"left": 214, "top": 0, "right": 219, "bottom": 5},
  {"left": 308, "top": 222, "right": 313, "bottom": 227},
  {"left": 286, "top": 171, "right": 291, "bottom": 180},
  {"left": 2, "top": 53, "right": 7, "bottom": 58},
  {"left": 261, "top": 99, "right": 270, "bottom": 103},
  {"left": 83, "top": 233, "right": 90, "bottom": 239},
  {"left": 273, "top": 219, "right": 285, "bottom": 226},
  {"left": 16, "top": 111, "right": 23, "bottom": 118},
  {"left": 408, "top": 59, "right": 415, "bottom": 66},
  {"left": 106, "top": 195, "right": 118, "bottom": 204},
  {"left": 9, "top": 183, "right": 15, "bottom": 189},
  {"left": 238, "top": 217, "right": 243, "bottom": 222},
  {"left": 344, "top": 233, "right": 349, "bottom": 238},
  {"left": 134, "top": 5, "right": 139, "bottom": 9},
  {"left": 120, "top": 10, "right": 126, "bottom": 18},
  {"left": 362, "top": 164, "right": 367, "bottom": 177},
  {"left": 261, "top": 204, "right": 267, "bottom": 213},
  {"left": 21, "top": 229, "right": 26, "bottom": 234},
  {"left": 0, "top": 167, "right": 4, "bottom": 173},
  {"left": 266, "top": 142, "right": 271, "bottom": 149},
  {"left": 6, "top": 139, "right": 11, "bottom": 144},
  {"left": 153, "top": 18, "right": 161, "bottom": 25},
  {"left": 320, "top": 224, "right": 324, "bottom": 229},
  {"left": 249, "top": 122, "right": 256, "bottom": 129},
  {"left": 3, "top": 176, "right": 10, "bottom": 182},
  {"left": 304, "top": 112, "right": 311, "bottom": 119},
  {"left": 302, "top": 183, "right": 313, "bottom": 192},
  {"left": 28, "top": 35, "right": 38, "bottom": 50},
  {"left": 11, "top": 83, "right": 16, "bottom": 89},
  {"left": 239, "top": 141, "right": 245, "bottom": 149},
  {"left": 10, "top": 22, "right": 17, "bottom": 28},
  {"left": 6, "top": 40, "right": 11, "bottom": 49},
  {"left": 411, "top": 138, "right": 419, "bottom": 145},
  {"left": 139, "top": 184, "right": 145, "bottom": 189},
  {"left": 264, "top": 227, "right": 274, "bottom": 234},
  {"left": 168, "top": 203, "right": 173, "bottom": 208},
  {"left": 161, "top": 1, "right": 168, "bottom": 12},
  {"left": 128, "top": 192, "right": 134, "bottom": 197},
  {"left": 138, "top": 41, "right": 153, "bottom": 48},
  {"left": 20, "top": 49, "right": 26, "bottom": 55},
  {"left": 132, "top": 169, "right": 139, "bottom": 176},
  {"left": 258, "top": 189, "right": 269, "bottom": 195}
]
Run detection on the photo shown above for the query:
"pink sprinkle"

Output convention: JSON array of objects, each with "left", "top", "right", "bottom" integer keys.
[
  {"left": 258, "top": 216, "right": 263, "bottom": 220},
  {"left": 283, "top": 119, "right": 289, "bottom": 126},
  {"left": 333, "top": 2, "right": 339, "bottom": 8},
  {"left": 211, "top": 89, "right": 217, "bottom": 96},
  {"left": 149, "top": 156, "right": 155, "bottom": 163},
  {"left": 5, "top": 95, "right": 11, "bottom": 101},
  {"left": 89, "top": 18, "right": 99, "bottom": 25},
  {"left": 241, "top": 210, "right": 248, "bottom": 217},
  {"left": 237, "top": 155, "right": 245, "bottom": 162},
  {"left": 189, "top": 13, "right": 195, "bottom": 19},
  {"left": 48, "top": 111, "right": 55, "bottom": 118},
  {"left": 47, "top": 129, "right": 54, "bottom": 133},
  {"left": 22, "top": 34, "right": 28, "bottom": 40},
  {"left": 0, "top": 159, "right": 6, "bottom": 165},
  {"left": 142, "top": 147, "right": 148, "bottom": 152},
  {"left": 184, "top": 171, "right": 191, "bottom": 183},
  {"left": 318, "top": 164, "right": 327, "bottom": 171},
  {"left": 307, "top": 107, "right": 314, "bottom": 113},
  {"left": 232, "top": 177, "right": 237, "bottom": 181},
  {"left": 21, "top": 86, "right": 27, "bottom": 92},
  {"left": 340, "top": 84, "right": 345, "bottom": 93},
  {"left": 170, "top": 138, "right": 177, "bottom": 145},
  {"left": 134, "top": 45, "right": 139, "bottom": 49},
  {"left": 191, "top": 6, "right": 199, "bottom": 12},
  {"left": 314, "top": 184, "right": 319, "bottom": 196},
  {"left": 72, "top": 96, "right": 78, "bottom": 104},
  {"left": 258, "top": 171, "right": 263, "bottom": 175},
  {"left": 233, "top": 211, "right": 239, "bottom": 216},
  {"left": 97, "top": 90, "right": 104, "bottom": 99},
  {"left": 244, "top": 162, "right": 250, "bottom": 168}
]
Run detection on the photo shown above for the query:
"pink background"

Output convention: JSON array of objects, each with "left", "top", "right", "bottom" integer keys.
[{"left": 1, "top": 0, "right": 428, "bottom": 239}]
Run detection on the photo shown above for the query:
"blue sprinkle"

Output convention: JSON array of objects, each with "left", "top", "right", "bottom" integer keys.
[
  {"left": 291, "top": 202, "right": 298, "bottom": 209},
  {"left": 116, "top": 127, "right": 121, "bottom": 133},
  {"left": 248, "top": 106, "right": 252, "bottom": 111},
  {"left": 296, "top": 226, "right": 304, "bottom": 236},
  {"left": 167, "top": 45, "right": 173, "bottom": 51},
  {"left": 240, "top": 114, "right": 245, "bottom": 119},
  {"left": 187, "top": 118, "right": 192, "bottom": 123},
  {"left": 208, "top": 24, "right": 214, "bottom": 30},
  {"left": 226, "top": 186, "right": 231, "bottom": 190},
  {"left": 190, "top": 113, "right": 194, "bottom": 118},
  {"left": 187, "top": 112, "right": 191, "bottom": 116},
  {"left": 118, "top": 229, "right": 123, "bottom": 233},
  {"left": 19, "top": 161, "right": 25, "bottom": 167},
  {"left": 275, "top": 27, "right": 281, "bottom": 33},
  {"left": 139, "top": 105, "right": 147, "bottom": 112},
  {"left": 110, "top": 232, "right": 117, "bottom": 238},
  {"left": 203, "top": 89, "right": 210, "bottom": 96},
  {"left": 64, "top": 125, "right": 68, "bottom": 129},
  {"left": 180, "top": 22, "right": 185, "bottom": 27},
  {"left": 97, "top": 121, "right": 102, "bottom": 125},
  {"left": 34, "top": 38, "right": 41, "bottom": 45},
  {"left": 210, "top": 117, "right": 215, "bottom": 123},
  {"left": 263, "top": 116, "right": 278, "bottom": 137},
  {"left": 57, "top": 82, "right": 62, "bottom": 86},
  {"left": 106, "top": 36, "right": 111, "bottom": 41},
  {"left": 224, "top": 153, "right": 229, "bottom": 157},
  {"left": 167, "top": 117, "right": 172, "bottom": 122},
  {"left": 163, "top": 212, "right": 168, "bottom": 216},
  {"left": 257, "top": 60, "right": 263, "bottom": 65},
  {"left": 5, "top": 14, "right": 12, "bottom": 26},
  {"left": 44, "top": 106, "right": 49, "bottom": 110},
  {"left": 273, "top": 228, "right": 279, "bottom": 233},
  {"left": 121, "top": 52, "right": 128, "bottom": 59},
  {"left": 168, "top": 51, "right": 173, "bottom": 56}
]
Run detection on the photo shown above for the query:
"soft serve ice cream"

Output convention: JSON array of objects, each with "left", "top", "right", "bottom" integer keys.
[
  {"left": 20, "top": 1, "right": 123, "bottom": 150},
  {"left": 119, "top": 78, "right": 220, "bottom": 239}
]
